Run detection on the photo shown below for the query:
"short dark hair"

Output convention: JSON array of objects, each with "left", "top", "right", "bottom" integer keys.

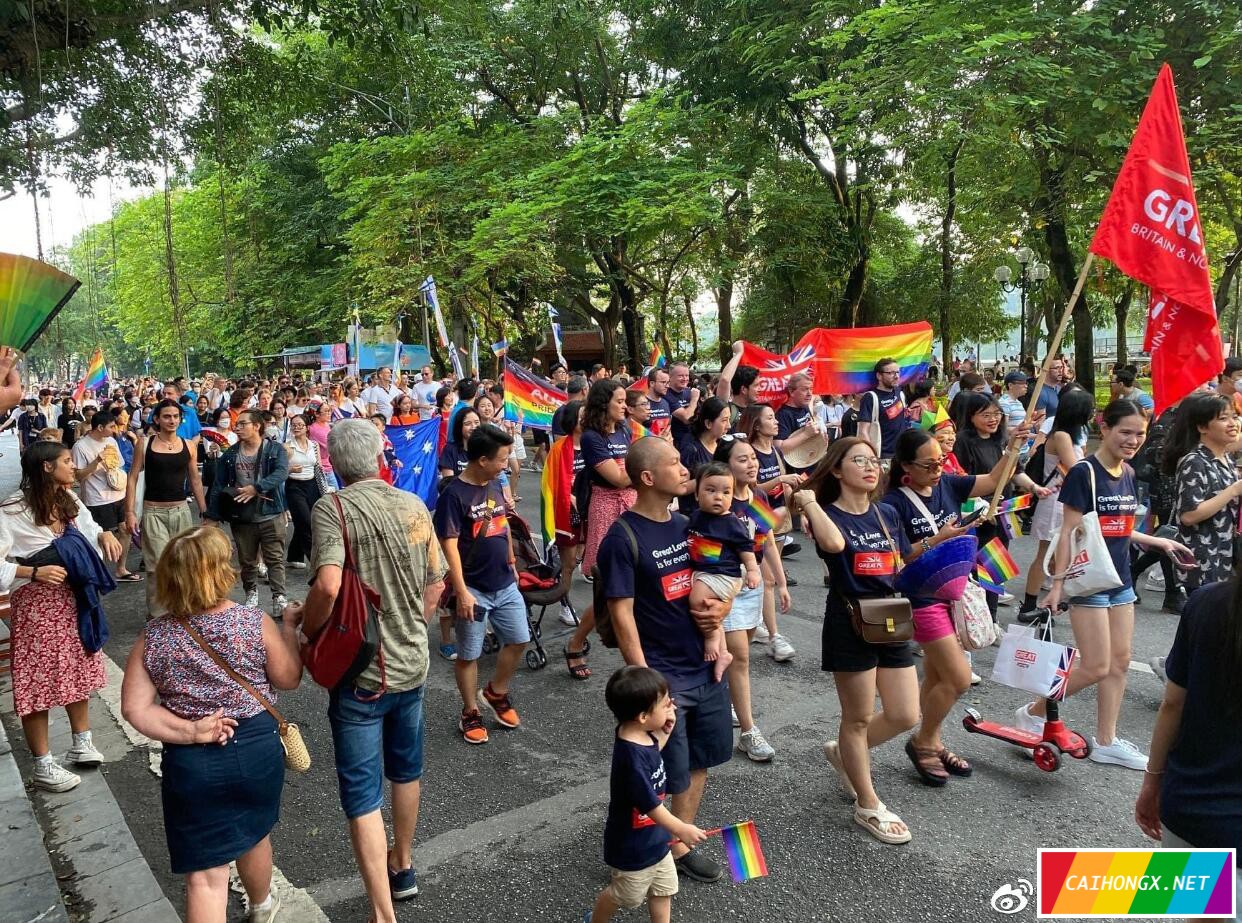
[
  {"left": 90, "top": 410, "right": 113, "bottom": 430},
  {"left": 466, "top": 422, "right": 513, "bottom": 461},
  {"left": 1224, "top": 357, "right": 1242, "bottom": 376},
  {"left": 732, "top": 365, "right": 759, "bottom": 395},
  {"left": 457, "top": 379, "right": 479, "bottom": 401},
  {"left": 695, "top": 460, "right": 733, "bottom": 486},
  {"left": 1114, "top": 367, "right": 1137, "bottom": 388},
  {"left": 604, "top": 666, "right": 669, "bottom": 723},
  {"left": 566, "top": 375, "right": 588, "bottom": 397},
  {"left": 154, "top": 398, "right": 183, "bottom": 419}
]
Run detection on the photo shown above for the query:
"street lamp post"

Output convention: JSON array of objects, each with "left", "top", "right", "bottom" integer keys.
[{"left": 994, "top": 246, "right": 1050, "bottom": 362}]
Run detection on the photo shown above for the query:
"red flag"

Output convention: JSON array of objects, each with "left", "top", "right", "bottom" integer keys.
[{"left": 1089, "top": 64, "right": 1220, "bottom": 413}]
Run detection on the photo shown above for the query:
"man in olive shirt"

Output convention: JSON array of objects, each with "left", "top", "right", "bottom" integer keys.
[{"left": 285, "top": 419, "right": 447, "bottom": 918}]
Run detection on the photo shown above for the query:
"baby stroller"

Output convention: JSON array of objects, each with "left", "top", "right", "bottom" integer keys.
[{"left": 481, "top": 512, "right": 579, "bottom": 670}]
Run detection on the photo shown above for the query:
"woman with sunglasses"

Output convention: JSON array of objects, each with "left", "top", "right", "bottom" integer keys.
[
  {"left": 882, "top": 427, "right": 1019, "bottom": 786},
  {"left": 793, "top": 438, "right": 918, "bottom": 845}
]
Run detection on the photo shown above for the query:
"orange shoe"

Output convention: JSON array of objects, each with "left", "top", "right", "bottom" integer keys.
[
  {"left": 481, "top": 684, "right": 521, "bottom": 728},
  {"left": 459, "top": 708, "right": 489, "bottom": 744}
]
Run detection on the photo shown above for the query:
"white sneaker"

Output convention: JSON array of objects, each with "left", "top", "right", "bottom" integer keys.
[
  {"left": 1089, "top": 737, "right": 1148, "bottom": 771},
  {"left": 737, "top": 727, "right": 776, "bottom": 762},
  {"left": 249, "top": 892, "right": 282, "bottom": 923},
  {"left": 970, "top": 671, "right": 982, "bottom": 686},
  {"left": 557, "top": 601, "right": 577, "bottom": 627},
  {"left": 65, "top": 739, "right": 104, "bottom": 767},
  {"left": 1149, "top": 656, "right": 1168, "bottom": 684},
  {"left": 752, "top": 624, "right": 771, "bottom": 644},
  {"left": 245, "top": 590, "right": 260, "bottom": 608},
  {"left": 769, "top": 634, "right": 795, "bottom": 662},
  {"left": 1144, "top": 571, "right": 1166, "bottom": 591},
  {"left": 287, "top": 561, "right": 307, "bottom": 571},
  {"left": 32, "top": 758, "right": 80, "bottom": 793},
  {"left": 731, "top": 706, "right": 740, "bottom": 728},
  {"left": 273, "top": 594, "right": 289, "bottom": 613},
  {"left": 998, "top": 592, "right": 1015, "bottom": 606},
  {"left": 1013, "top": 703, "right": 1045, "bottom": 736}
]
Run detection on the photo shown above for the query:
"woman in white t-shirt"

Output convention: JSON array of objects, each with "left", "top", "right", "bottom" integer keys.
[{"left": 282, "top": 414, "right": 321, "bottom": 570}]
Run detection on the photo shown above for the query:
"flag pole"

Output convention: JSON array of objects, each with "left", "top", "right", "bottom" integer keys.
[{"left": 983, "top": 252, "right": 1095, "bottom": 521}]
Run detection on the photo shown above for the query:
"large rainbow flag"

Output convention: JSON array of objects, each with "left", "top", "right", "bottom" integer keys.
[
  {"left": 503, "top": 358, "right": 566, "bottom": 431},
  {"left": 0, "top": 252, "right": 81, "bottom": 352},
  {"left": 72, "top": 348, "right": 109, "bottom": 401},
  {"left": 539, "top": 434, "right": 576, "bottom": 548}
]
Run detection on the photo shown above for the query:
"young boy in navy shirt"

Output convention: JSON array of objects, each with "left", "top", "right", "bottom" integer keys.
[
  {"left": 686, "top": 462, "right": 759, "bottom": 680},
  {"left": 587, "top": 666, "right": 707, "bottom": 923}
]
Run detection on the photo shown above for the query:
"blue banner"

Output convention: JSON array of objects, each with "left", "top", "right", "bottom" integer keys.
[{"left": 386, "top": 418, "right": 442, "bottom": 510}]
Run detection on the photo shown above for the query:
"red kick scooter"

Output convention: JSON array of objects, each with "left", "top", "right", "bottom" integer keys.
[{"left": 961, "top": 606, "right": 1091, "bottom": 772}]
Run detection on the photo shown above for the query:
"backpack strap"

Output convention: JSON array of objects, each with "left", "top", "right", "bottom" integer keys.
[{"left": 899, "top": 486, "right": 940, "bottom": 537}]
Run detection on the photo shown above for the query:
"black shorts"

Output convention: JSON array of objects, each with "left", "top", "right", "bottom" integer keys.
[
  {"left": 87, "top": 499, "right": 126, "bottom": 532},
  {"left": 821, "top": 597, "right": 915, "bottom": 673},
  {"left": 533, "top": 430, "right": 551, "bottom": 448},
  {"left": 660, "top": 678, "right": 733, "bottom": 795}
]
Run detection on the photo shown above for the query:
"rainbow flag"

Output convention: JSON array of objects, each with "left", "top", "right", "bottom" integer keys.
[
  {"left": 743, "top": 491, "right": 780, "bottom": 533},
  {"left": 804, "top": 322, "right": 933, "bottom": 394},
  {"left": 689, "top": 534, "right": 724, "bottom": 563},
  {"left": 1038, "top": 848, "right": 1235, "bottom": 917},
  {"left": 72, "top": 348, "right": 108, "bottom": 401},
  {"left": 996, "top": 494, "right": 1033, "bottom": 515},
  {"left": 977, "top": 537, "right": 1019, "bottom": 584},
  {"left": 539, "top": 435, "right": 575, "bottom": 548},
  {"left": 503, "top": 359, "right": 566, "bottom": 431},
  {"left": 974, "top": 568, "right": 1006, "bottom": 594},
  {"left": 0, "top": 252, "right": 81, "bottom": 352},
  {"left": 627, "top": 418, "right": 651, "bottom": 441},
  {"left": 719, "top": 821, "right": 768, "bottom": 883},
  {"left": 648, "top": 343, "right": 666, "bottom": 369}
]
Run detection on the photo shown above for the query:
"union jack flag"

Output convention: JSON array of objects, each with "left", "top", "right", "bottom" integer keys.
[
  {"left": 1048, "top": 646, "right": 1076, "bottom": 700},
  {"left": 763, "top": 344, "right": 815, "bottom": 370}
]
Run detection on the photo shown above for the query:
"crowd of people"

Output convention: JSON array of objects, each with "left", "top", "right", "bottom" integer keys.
[{"left": 0, "top": 342, "right": 1238, "bottom": 923}]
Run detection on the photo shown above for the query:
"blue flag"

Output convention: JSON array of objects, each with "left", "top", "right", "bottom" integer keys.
[{"left": 386, "top": 418, "right": 441, "bottom": 510}]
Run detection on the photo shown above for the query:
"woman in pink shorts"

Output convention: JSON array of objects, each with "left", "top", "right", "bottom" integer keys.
[{"left": 881, "top": 427, "right": 1030, "bottom": 786}]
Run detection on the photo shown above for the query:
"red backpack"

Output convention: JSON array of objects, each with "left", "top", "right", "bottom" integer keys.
[{"left": 302, "top": 493, "right": 386, "bottom": 696}]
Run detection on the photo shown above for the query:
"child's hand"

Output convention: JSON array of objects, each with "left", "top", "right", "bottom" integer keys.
[
  {"left": 744, "top": 567, "right": 761, "bottom": 589},
  {"left": 677, "top": 823, "right": 709, "bottom": 847},
  {"left": 662, "top": 711, "right": 677, "bottom": 735}
]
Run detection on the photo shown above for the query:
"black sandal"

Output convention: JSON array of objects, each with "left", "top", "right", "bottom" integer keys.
[
  {"left": 564, "top": 647, "right": 591, "bottom": 680},
  {"left": 904, "top": 739, "right": 948, "bottom": 787},
  {"left": 937, "top": 747, "right": 973, "bottom": 777}
]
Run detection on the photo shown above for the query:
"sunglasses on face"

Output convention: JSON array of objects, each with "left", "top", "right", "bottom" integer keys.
[{"left": 910, "top": 459, "right": 945, "bottom": 471}]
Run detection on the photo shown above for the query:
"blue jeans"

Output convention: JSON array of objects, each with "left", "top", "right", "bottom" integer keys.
[
  {"left": 454, "top": 581, "right": 529, "bottom": 661},
  {"left": 328, "top": 684, "right": 426, "bottom": 819}
]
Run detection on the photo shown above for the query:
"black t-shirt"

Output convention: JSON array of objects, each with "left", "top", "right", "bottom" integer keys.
[
  {"left": 438, "top": 442, "right": 468, "bottom": 475},
  {"left": 598, "top": 510, "right": 712, "bottom": 693},
  {"left": 858, "top": 389, "right": 907, "bottom": 459},
  {"left": 753, "top": 445, "right": 786, "bottom": 511},
  {"left": 687, "top": 508, "right": 753, "bottom": 577},
  {"left": 646, "top": 395, "right": 672, "bottom": 437},
  {"left": 58, "top": 411, "right": 84, "bottom": 448},
  {"left": 667, "top": 387, "right": 694, "bottom": 446},
  {"left": 1160, "top": 581, "right": 1242, "bottom": 850},
  {"left": 776, "top": 403, "right": 816, "bottom": 473},
  {"left": 603, "top": 733, "right": 669, "bottom": 870},
  {"left": 678, "top": 438, "right": 716, "bottom": 514},
  {"left": 432, "top": 478, "right": 514, "bottom": 594},
  {"left": 581, "top": 428, "right": 631, "bottom": 488},
  {"left": 817, "top": 503, "right": 910, "bottom": 599},
  {"left": 1058, "top": 457, "right": 1139, "bottom": 589},
  {"left": 841, "top": 407, "right": 859, "bottom": 439}
]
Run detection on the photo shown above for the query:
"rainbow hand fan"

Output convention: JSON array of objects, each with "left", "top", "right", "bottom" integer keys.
[{"left": 0, "top": 253, "right": 81, "bottom": 352}]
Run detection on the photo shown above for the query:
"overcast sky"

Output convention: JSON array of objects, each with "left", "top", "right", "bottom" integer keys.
[{"left": 0, "top": 175, "right": 148, "bottom": 260}]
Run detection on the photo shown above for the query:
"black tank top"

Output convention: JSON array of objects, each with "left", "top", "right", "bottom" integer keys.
[{"left": 144, "top": 436, "right": 189, "bottom": 502}]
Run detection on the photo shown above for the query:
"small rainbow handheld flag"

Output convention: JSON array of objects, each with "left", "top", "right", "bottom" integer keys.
[
  {"left": 718, "top": 821, "right": 768, "bottom": 882},
  {"left": 627, "top": 418, "right": 650, "bottom": 441},
  {"left": 996, "top": 494, "right": 1033, "bottom": 515},
  {"left": 977, "top": 537, "right": 1020, "bottom": 584},
  {"left": 72, "top": 348, "right": 108, "bottom": 401},
  {"left": 744, "top": 491, "right": 780, "bottom": 533},
  {"left": 648, "top": 343, "right": 666, "bottom": 369},
  {"left": 974, "top": 568, "right": 1006, "bottom": 594}
]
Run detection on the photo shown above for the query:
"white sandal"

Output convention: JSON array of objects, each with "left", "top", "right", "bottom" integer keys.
[
  {"left": 822, "top": 740, "right": 857, "bottom": 799},
  {"left": 853, "top": 801, "right": 912, "bottom": 845}
]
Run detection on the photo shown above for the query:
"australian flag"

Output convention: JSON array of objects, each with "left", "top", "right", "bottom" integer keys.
[{"left": 387, "top": 418, "right": 441, "bottom": 510}]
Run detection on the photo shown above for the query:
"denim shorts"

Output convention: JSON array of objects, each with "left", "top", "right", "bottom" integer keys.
[
  {"left": 454, "top": 581, "right": 529, "bottom": 661},
  {"left": 1069, "top": 584, "right": 1137, "bottom": 608},
  {"left": 328, "top": 684, "right": 426, "bottom": 820},
  {"left": 721, "top": 583, "right": 763, "bottom": 632},
  {"left": 661, "top": 679, "right": 733, "bottom": 796}
]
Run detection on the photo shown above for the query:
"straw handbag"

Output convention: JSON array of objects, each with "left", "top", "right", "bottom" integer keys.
[{"left": 177, "top": 618, "right": 311, "bottom": 773}]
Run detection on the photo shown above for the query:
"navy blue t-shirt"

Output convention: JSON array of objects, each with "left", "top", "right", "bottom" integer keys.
[
  {"left": 433, "top": 478, "right": 514, "bottom": 594},
  {"left": 776, "top": 403, "right": 817, "bottom": 473},
  {"left": 1161, "top": 581, "right": 1242, "bottom": 850},
  {"left": 817, "top": 503, "right": 910, "bottom": 599},
  {"left": 438, "top": 442, "right": 468, "bottom": 475},
  {"left": 581, "top": 427, "right": 631, "bottom": 488},
  {"left": 1058, "top": 456, "right": 1139, "bottom": 589},
  {"left": 858, "top": 389, "right": 908, "bottom": 459},
  {"left": 646, "top": 395, "right": 672, "bottom": 437},
  {"left": 667, "top": 387, "right": 694, "bottom": 446},
  {"left": 598, "top": 511, "right": 712, "bottom": 693},
  {"left": 687, "top": 509, "right": 753, "bottom": 577},
  {"left": 882, "top": 475, "right": 977, "bottom": 543},
  {"left": 753, "top": 445, "right": 786, "bottom": 510},
  {"left": 678, "top": 438, "right": 716, "bottom": 514},
  {"left": 603, "top": 733, "right": 669, "bottom": 870}
]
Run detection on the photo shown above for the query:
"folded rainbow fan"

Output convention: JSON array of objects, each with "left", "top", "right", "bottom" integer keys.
[{"left": 0, "top": 253, "right": 81, "bottom": 352}]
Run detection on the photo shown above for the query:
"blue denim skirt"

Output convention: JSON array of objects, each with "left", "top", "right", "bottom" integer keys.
[{"left": 161, "top": 711, "right": 284, "bottom": 873}]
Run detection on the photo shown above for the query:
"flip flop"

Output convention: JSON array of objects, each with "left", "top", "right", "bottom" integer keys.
[
  {"left": 937, "top": 747, "right": 974, "bottom": 777},
  {"left": 822, "top": 740, "right": 857, "bottom": 799},
  {"left": 116, "top": 573, "right": 144, "bottom": 582},
  {"left": 853, "top": 801, "right": 912, "bottom": 845}
]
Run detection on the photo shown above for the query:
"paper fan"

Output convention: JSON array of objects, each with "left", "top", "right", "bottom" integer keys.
[
  {"left": 0, "top": 253, "right": 81, "bottom": 352},
  {"left": 896, "top": 535, "right": 978, "bottom": 602},
  {"left": 200, "top": 428, "right": 232, "bottom": 449}
]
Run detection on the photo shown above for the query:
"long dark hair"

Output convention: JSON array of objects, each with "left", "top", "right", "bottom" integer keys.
[
  {"left": 885, "top": 427, "right": 933, "bottom": 494},
  {"left": 691, "top": 396, "right": 729, "bottom": 439},
  {"left": 803, "top": 436, "right": 873, "bottom": 507},
  {"left": 17, "top": 441, "right": 79, "bottom": 527},
  {"left": 1050, "top": 385, "right": 1094, "bottom": 443},
  {"left": 561, "top": 399, "right": 585, "bottom": 436},
  {"left": 1162, "top": 393, "right": 1231, "bottom": 476},
  {"left": 738, "top": 403, "right": 774, "bottom": 444},
  {"left": 450, "top": 408, "right": 480, "bottom": 448},
  {"left": 583, "top": 379, "right": 623, "bottom": 435},
  {"left": 955, "top": 391, "right": 1007, "bottom": 442}
]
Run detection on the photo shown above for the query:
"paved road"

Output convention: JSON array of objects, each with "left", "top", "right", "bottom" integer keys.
[{"left": 1, "top": 434, "right": 1175, "bottom": 922}]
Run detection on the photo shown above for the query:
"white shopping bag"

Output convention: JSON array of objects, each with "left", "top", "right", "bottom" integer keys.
[{"left": 991, "top": 625, "right": 1077, "bottom": 700}]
